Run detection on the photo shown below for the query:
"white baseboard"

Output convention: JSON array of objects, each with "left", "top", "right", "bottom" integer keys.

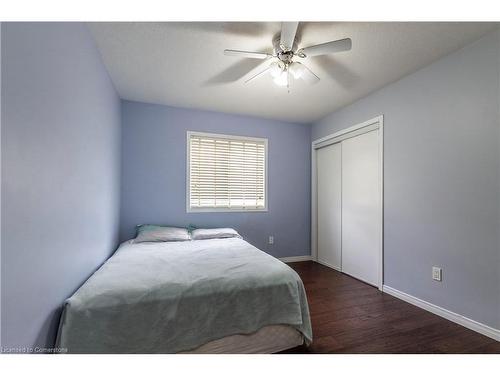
[
  {"left": 315, "top": 259, "right": 341, "bottom": 272},
  {"left": 382, "top": 285, "right": 500, "bottom": 342},
  {"left": 279, "top": 255, "right": 313, "bottom": 263}
]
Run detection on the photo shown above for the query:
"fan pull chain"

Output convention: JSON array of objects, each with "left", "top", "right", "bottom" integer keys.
[{"left": 287, "top": 68, "right": 291, "bottom": 94}]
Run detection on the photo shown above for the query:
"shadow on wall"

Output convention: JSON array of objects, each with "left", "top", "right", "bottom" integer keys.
[{"left": 35, "top": 307, "right": 64, "bottom": 352}]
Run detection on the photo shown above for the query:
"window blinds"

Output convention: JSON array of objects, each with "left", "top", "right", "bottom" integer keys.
[{"left": 189, "top": 133, "right": 267, "bottom": 210}]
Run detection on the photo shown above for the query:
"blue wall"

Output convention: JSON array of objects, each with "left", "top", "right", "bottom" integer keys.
[
  {"left": 120, "top": 100, "right": 311, "bottom": 258},
  {"left": 1, "top": 23, "right": 121, "bottom": 349},
  {"left": 312, "top": 30, "right": 500, "bottom": 329}
]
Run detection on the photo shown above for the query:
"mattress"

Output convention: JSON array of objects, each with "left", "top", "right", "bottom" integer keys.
[
  {"left": 182, "top": 324, "right": 304, "bottom": 354},
  {"left": 56, "top": 237, "right": 312, "bottom": 353}
]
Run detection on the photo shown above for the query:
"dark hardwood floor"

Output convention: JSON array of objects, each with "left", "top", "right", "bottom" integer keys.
[{"left": 282, "top": 261, "right": 500, "bottom": 354}]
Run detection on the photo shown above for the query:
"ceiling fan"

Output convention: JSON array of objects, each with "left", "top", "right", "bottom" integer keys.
[{"left": 223, "top": 22, "right": 352, "bottom": 88}]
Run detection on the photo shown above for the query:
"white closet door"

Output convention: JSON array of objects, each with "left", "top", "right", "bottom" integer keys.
[
  {"left": 316, "top": 143, "right": 342, "bottom": 270},
  {"left": 341, "top": 130, "right": 380, "bottom": 286}
]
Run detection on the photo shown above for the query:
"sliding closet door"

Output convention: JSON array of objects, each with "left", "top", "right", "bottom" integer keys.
[
  {"left": 341, "top": 130, "right": 380, "bottom": 286},
  {"left": 316, "top": 143, "right": 342, "bottom": 270}
]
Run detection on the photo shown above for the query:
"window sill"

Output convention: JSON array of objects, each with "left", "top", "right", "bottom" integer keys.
[{"left": 187, "top": 208, "right": 268, "bottom": 213}]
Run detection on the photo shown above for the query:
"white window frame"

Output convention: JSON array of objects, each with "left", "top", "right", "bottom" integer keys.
[{"left": 186, "top": 131, "right": 269, "bottom": 213}]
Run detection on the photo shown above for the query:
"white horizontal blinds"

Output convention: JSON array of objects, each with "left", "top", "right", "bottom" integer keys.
[{"left": 189, "top": 133, "right": 266, "bottom": 210}]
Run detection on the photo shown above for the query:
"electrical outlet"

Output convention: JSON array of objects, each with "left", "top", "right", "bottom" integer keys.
[
  {"left": 268, "top": 235, "right": 274, "bottom": 245},
  {"left": 432, "top": 266, "right": 442, "bottom": 282}
]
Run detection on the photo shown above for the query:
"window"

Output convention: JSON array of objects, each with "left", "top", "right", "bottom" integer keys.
[{"left": 187, "top": 131, "right": 268, "bottom": 212}]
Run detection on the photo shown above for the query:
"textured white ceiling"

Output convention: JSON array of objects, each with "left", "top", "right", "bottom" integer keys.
[{"left": 88, "top": 22, "right": 498, "bottom": 123}]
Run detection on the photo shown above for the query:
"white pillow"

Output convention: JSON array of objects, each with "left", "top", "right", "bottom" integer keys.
[
  {"left": 191, "top": 228, "right": 241, "bottom": 240},
  {"left": 133, "top": 225, "right": 191, "bottom": 243}
]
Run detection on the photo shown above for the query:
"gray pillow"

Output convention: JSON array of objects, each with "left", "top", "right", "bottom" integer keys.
[
  {"left": 191, "top": 228, "right": 241, "bottom": 240},
  {"left": 133, "top": 225, "right": 190, "bottom": 243}
]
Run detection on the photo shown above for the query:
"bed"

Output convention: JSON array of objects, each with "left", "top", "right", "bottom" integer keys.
[{"left": 56, "top": 237, "right": 312, "bottom": 353}]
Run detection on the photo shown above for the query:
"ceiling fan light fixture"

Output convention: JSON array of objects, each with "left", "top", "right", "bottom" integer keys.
[
  {"left": 269, "top": 62, "right": 280, "bottom": 78},
  {"left": 273, "top": 69, "right": 289, "bottom": 87},
  {"left": 269, "top": 61, "right": 284, "bottom": 78},
  {"left": 289, "top": 63, "right": 304, "bottom": 79}
]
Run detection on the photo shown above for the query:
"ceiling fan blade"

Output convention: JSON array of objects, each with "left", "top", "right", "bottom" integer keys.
[
  {"left": 298, "top": 38, "right": 352, "bottom": 57},
  {"left": 244, "top": 66, "right": 271, "bottom": 84},
  {"left": 240, "top": 60, "right": 273, "bottom": 84},
  {"left": 291, "top": 62, "right": 320, "bottom": 84},
  {"left": 224, "top": 49, "right": 272, "bottom": 59},
  {"left": 280, "top": 22, "right": 299, "bottom": 51}
]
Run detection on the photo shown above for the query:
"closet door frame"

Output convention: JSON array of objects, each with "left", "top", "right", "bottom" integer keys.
[{"left": 311, "top": 115, "right": 384, "bottom": 290}]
